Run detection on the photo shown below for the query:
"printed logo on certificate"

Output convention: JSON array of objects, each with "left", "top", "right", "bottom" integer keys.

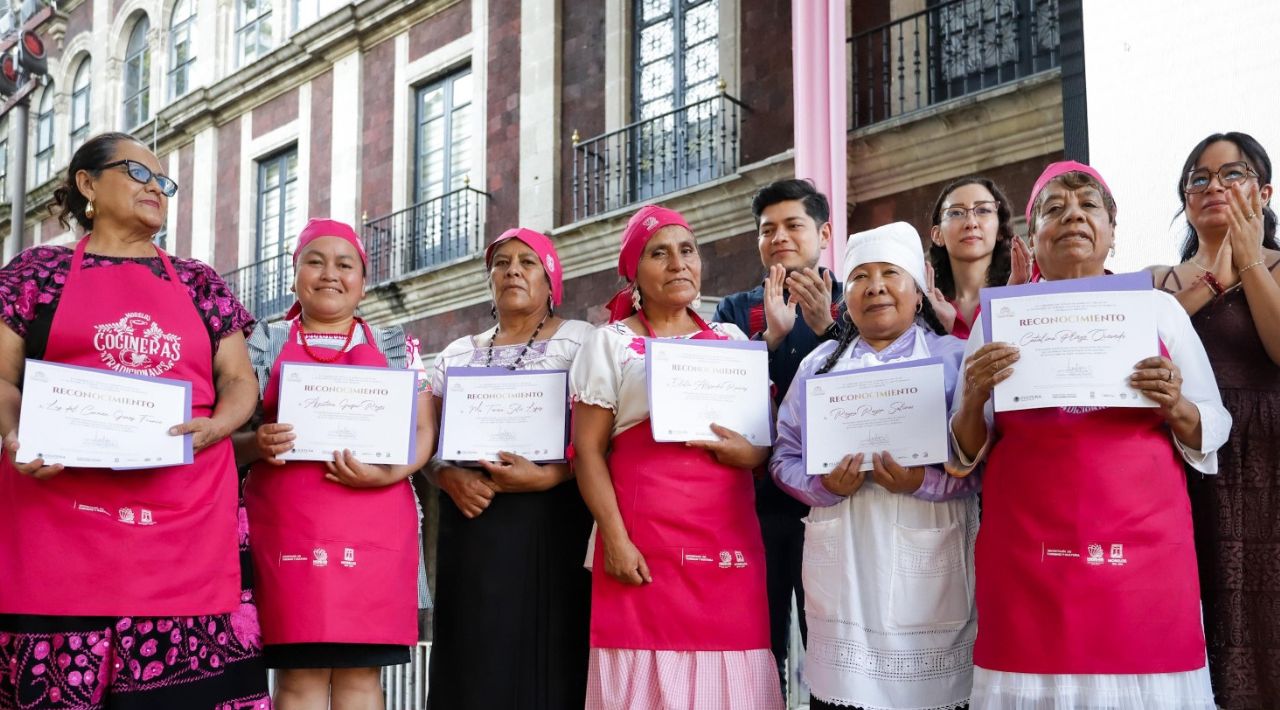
[
  {"left": 801, "top": 358, "right": 948, "bottom": 475},
  {"left": 16, "top": 359, "right": 194, "bottom": 470},
  {"left": 276, "top": 362, "right": 418, "bottom": 466},
  {"left": 980, "top": 273, "right": 1159, "bottom": 412},
  {"left": 645, "top": 339, "right": 772, "bottom": 446},
  {"left": 437, "top": 368, "right": 569, "bottom": 463}
]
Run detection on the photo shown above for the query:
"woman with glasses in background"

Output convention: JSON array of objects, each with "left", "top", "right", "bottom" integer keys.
[
  {"left": 923, "top": 176, "right": 1029, "bottom": 339},
  {"left": 0, "top": 132, "right": 269, "bottom": 708},
  {"left": 1149, "top": 132, "right": 1280, "bottom": 708}
]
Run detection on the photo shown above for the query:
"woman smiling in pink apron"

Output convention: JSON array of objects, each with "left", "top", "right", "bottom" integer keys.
[
  {"left": 570, "top": 205, "right": 783, "bottom": 709},
  {"left": 0, "top": 133, "right": 269, "bottom": 708},
  {"left": 950, "top": 162, "right": 1231, "bottom": 708},
  {"left": 238, "top": 219, "right": 435, "bottom": 709}
]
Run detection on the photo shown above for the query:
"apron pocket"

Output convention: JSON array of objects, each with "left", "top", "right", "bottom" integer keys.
[
  {"left": 802, "top": 515, "right": 844, "bottom": 619},
  {"left": 888, "top": 521, "right": 970, "bottom": 629}
]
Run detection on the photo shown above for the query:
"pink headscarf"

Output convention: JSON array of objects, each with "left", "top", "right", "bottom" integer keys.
[
  {"left": 483, "top": 227, "right": 564, "bottom": 306},
  {"left": 605, "top": 205, "right": 693, "bottom": 321},
  {"left": 1025, "top": 160, "right": 1115, "bottom": 226},
  {"left": 285, "top": 218, "right": 368, "bottom": 320}
]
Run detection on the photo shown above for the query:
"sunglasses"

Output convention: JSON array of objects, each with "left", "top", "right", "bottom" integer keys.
[{"left": 99, "top": 159, "right": 179, "bottom": 197}]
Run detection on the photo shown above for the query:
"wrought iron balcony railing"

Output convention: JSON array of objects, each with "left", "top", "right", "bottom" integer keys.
[
  {"left": 363, "top": 186, "right": 489, "bottom": 286},
  {"left": 848, "top": 0, "right": 1060, "bottom": 131},
  {"left": 571, "top": 90, "right": 747, "bottom": 222},
  {"left": 222, "top": 250, "right": 294, "bottom": 321}
]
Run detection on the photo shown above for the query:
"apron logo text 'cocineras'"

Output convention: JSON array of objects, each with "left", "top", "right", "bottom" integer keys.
[{"left": 92, "top": 312, "right": 183, "bottom": 376}]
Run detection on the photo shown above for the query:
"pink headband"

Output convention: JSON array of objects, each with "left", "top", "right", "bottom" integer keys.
[
  {"left": 1025, "top": 160, "right": 1115, "bottom": 226},
  {"left": 606, "top": 205, "right": 693, "bottom": 321},
  {"left": 285, "top": 218, "right": 367, "bottom": 320},
  {"left": 617, "top": 204, "right": 692, "bottom": 280},
  {"left": 483, "top": 227, "right": 564, "bottom": 306}
]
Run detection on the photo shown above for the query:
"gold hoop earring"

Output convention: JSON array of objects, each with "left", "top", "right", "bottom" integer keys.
[{"left": 84, "top": 200, "right": 96, "bottom": 219}]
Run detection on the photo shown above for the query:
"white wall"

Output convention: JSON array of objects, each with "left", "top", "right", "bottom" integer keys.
[{"left": 1083, "top": 0, "right": 1280, "bottom": 271}]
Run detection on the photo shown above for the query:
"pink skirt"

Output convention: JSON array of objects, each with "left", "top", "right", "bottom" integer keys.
[{"left": 585, "top": 648, "right": 783, "bottom": 710}]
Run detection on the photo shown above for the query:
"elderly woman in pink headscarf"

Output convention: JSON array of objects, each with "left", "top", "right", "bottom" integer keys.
[
  {"left": 570, "top": 205, "right": 783, "bottom": 709},
  {"left": 949, "top": 162, "right": 1230, "bottom": 709},
  {"left": 236, "top": 218, "right": 436, "bottom": 709},
  {"left": 426, "top": 227, "right": 595, "bottom": 709}
]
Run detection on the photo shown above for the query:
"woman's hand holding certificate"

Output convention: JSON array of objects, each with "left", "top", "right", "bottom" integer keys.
[
  {"left": 438, "top": 369, "right": 569, "bottom": 463},
  {"left": 645, "top": 339, "right": 772, "bottom": 446}
]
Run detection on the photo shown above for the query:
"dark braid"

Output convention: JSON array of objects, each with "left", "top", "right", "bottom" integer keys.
[{"left": 815, "top": 297, "right": 947, "bottom": 375}]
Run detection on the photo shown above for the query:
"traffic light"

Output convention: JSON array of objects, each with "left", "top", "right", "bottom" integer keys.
[
  {"left": 16, "top": 29, "right": 44, "bottom": 76},
  {"left": 0, "top": 52, "right": 19, "bottom": 96}
]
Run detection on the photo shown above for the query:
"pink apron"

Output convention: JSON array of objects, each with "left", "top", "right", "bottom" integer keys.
[
  {"left": 974, "top": 345, "right": 1205, "bottom": 674},
  {"left": 243, "top": 318, "right": 418, "bottom": 646},
  {"left": 0, "top": 236, "right": 240, "bottom": 616},
  {"left": 590, "top": 312, "right": 771, "bottom": 651}
]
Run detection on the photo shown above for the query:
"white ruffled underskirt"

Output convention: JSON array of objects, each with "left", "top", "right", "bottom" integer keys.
[{"left": 970, "top": 665, "right": 1215, "bottom": 710}]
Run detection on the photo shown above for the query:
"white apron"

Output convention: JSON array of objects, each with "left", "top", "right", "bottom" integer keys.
[{"left": 801, "top": 328, "right": 977, "bottom": 710}]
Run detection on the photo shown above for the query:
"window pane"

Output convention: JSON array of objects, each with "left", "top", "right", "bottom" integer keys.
[
  {"left": 639, "top": 59, "right": 674, "bottom": 105},
  {"left": 419, "top": 86, "right": 444, "bottom": 121},
  {"left": 642, "top": 0, "right": 670, "bottom": 23},
  {"left": 684, "top": 0, "right": 717, "bottom": 45},
  {"left": 639, "top": 20, "right": 674, "bottom": 64},
  {"left": 451, "top": 72, "right": 472, "bottom": 108},
  {"left": 684, "top": 40, "right": 717, "bottom": 86}
]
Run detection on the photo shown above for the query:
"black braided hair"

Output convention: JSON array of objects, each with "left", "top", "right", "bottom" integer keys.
[{"left": 814, "top": 297, "right": 948, "bottom": 375}]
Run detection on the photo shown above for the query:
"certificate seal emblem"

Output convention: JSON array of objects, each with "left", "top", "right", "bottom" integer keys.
[{"left": 93, "top": 312, "right": 183, "bottom": 376}]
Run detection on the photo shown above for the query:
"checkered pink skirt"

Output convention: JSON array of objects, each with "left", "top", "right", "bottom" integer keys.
[{"left": 585, "top": 648, "right": 783, "bottom": 710}]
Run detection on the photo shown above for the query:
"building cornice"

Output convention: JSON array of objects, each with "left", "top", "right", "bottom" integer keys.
[{"left": 847, "top": 69, "right": 1063, "bottom": 204}]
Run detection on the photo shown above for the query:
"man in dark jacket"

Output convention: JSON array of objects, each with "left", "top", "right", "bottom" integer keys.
[{"left": 713, "top": 179, "right": 844, "bottom": 696}]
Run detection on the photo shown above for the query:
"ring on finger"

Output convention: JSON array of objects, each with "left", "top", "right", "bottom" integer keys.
[{"left": 1247, "top": 212, "right": 1258, "bottom": 220}]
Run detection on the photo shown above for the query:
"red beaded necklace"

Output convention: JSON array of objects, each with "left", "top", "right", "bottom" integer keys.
[{"left": 298, "top": 318, "right": 358, "bottom": 363}]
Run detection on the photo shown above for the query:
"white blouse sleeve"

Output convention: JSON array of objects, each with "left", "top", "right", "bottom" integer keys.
[
  {"left": 569, "top": 325, "right": 620, "bottom": 412},
  {"left": 1154, "top": 290, "right": 1231, "bottom": 473}
]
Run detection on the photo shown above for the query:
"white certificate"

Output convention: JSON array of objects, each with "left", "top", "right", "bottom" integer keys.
[
  {"left": 276, "top": 362, "right": 418, "bottom": 465},
  {"left": 802, "top": 358, "right": 949, "bottom": 475},
  {"left": 437, "top": 368, "right": 569, "bottom": 463},
  {"left": 646, "top": 339, "right": 772, "bottom": 446},
  {"left": 17, "top": 359, "right": 193, "bottom": 469},
  {"left": 982, "top": 273, "right": 1158, "bottom": 412}
]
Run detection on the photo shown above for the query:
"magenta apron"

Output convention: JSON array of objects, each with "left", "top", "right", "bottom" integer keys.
[
  {"left": 0, "top": 236, "right": 240, "bottom": 616},
  {"left": 243, "top": 318, "right": 417, "bottom": 646},
  {"left": 590, "top": 312, "right": 770, "bottom": 650},
  {"left": 974, "top": 343, "right": 1205, "bottom": 673}
]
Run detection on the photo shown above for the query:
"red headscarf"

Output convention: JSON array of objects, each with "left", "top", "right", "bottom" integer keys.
[
  {"left": 483, "top": 227, "right": 564, "bottom": 306},
  {"left": 605, "top": 205, "right": 693, "bottom": 322},
  {"left": 284, "top": 218, "right": 368, "bottom": 320},
  {"left": 1025, "top": 160, "right": 1115, "bottom": 226}
]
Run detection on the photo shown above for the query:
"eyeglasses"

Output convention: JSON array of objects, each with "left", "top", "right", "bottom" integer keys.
[
  {"left": 1184, "top": 161, "right": 1257, "bottom": 194},
  {"left": 98, "top": 159, "right": 179, "bottom": 197},
  {"left": 941, "top": 202, "right": 999, "bottom": 221}
]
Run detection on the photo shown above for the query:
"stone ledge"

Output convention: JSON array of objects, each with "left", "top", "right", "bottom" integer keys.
[{"left": 848, "top": 70, "right": 1064, "bottom": 204}]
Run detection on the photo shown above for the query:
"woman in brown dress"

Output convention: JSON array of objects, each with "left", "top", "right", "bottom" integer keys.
[{"left": 1150, "top": 131, "right": 1280, "bottom": 709}]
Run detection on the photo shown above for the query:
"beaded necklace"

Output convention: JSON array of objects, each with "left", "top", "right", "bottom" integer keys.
[
  {"left": 298, "top": 318, "right": 358, "bottom": 363},
  {"left": 485, "top": 313, "right": 549, "bottom": 370}
]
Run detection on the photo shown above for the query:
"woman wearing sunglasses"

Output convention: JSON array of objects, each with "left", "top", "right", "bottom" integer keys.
[
  {"left": 1149, "top": 132, "right": 1280, "bottom": 708},
  {"left": 0, "top": 132, "right": 269, "bottom": 707}
]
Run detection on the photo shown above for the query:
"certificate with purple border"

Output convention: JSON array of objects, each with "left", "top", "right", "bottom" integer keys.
[
  {"left": 802, "top": 358, "right": 948, "bottom": 475},
  {"left": 17, "top": 358, "right": 193, "bottom": 469},
  {"left": 979, "top": 272, "right": 1158, "bottom": 412},
  {"left": 277, "top": 362, "right": 418, "bottom": 465},
  {"left": 645, "top": 338, "right": 772, "bottom": 446},
  {"left": 437, "top": 368, "right": 569, "bottom": 464}
]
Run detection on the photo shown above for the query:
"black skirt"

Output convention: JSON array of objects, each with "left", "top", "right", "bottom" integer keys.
[
  {"left": 263, "top": 642, "right": 410, "bottom": 669},
  {"left": 427, "top": 479, "right": 593, "bottom": 710}
]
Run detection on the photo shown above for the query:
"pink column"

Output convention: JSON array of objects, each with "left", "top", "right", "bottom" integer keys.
[{"left": 792, "top": 0, "right": 848, "bottom": 270}]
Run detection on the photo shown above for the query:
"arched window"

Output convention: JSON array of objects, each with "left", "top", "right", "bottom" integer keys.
[
  {"left": 70, "top": 58, "right": 91, "bottom": 151},
  {"left": 123, "top": 17, "right": 151, "bottom": 129},
  {"left": 34, "top": 84, "right": 54, "bottom": 184},
  {"left": 236, "top": 0, "right": 273, "bottom": 66},
  {"left": 169, "top": 0, "right": 196, "bottom": 98}
]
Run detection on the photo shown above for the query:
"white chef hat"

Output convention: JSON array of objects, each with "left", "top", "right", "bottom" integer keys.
[{"left": 842, "top": 222, "right": 928, "bottom": 293}]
